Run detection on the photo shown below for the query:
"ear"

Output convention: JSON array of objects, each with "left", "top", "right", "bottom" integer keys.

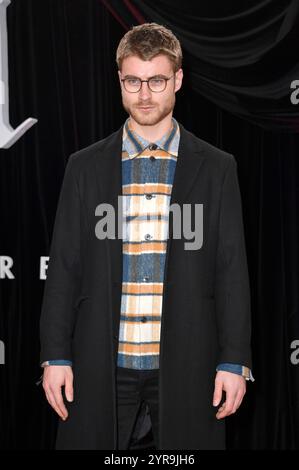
[
  {"left": 174, "top": 68, "right": 183, "bottom": 93},
  {"left": 118, "top": 70, "right": 122, "bottom": 85}
]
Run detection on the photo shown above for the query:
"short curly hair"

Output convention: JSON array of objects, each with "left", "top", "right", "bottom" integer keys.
[{"left": 116, "top": 22, "right": 182, "bottom": 72}]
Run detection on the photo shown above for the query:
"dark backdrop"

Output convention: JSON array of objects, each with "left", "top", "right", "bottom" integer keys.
[{"left": 0, "top": 0, "right": 298, "bottom": 449}]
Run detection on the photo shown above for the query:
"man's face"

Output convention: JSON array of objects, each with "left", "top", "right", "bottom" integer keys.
[{"left": 118, "top": 54, "right": 183, "bottom": 126}]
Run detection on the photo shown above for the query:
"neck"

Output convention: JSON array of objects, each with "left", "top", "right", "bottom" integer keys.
[{"left": 129, "top": 113, "right": 173, "bottom": 142}]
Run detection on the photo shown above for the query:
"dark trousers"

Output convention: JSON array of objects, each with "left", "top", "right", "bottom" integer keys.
[{"left": 116, "top": 366, "right": 159, "bottom": 450}]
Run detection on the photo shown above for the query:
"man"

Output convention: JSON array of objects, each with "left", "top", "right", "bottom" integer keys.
[{"left": 40, "top": 23, "right": 253, "bottom": 450}]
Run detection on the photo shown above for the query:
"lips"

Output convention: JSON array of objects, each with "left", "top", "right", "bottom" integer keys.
[
  {"left": 137, "top": 104, "right": 154, "bottom": 109},
  {"left": 138, "top": 106, "right": 154, "bottom": 109}
]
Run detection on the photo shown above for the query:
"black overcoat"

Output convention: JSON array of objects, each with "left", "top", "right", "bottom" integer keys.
[{"left": 40, "top": 121, "right": 252, "bottom": 450}]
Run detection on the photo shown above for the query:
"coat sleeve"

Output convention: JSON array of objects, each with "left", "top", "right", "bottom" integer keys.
[
  {"left": 215, "top": 155, "right": 252, "bottom": 369},
  {"left": 39, "top": 154, "right": 81, "bottom": 364}
]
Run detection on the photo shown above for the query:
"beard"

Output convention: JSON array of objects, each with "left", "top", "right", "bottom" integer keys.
[{"left": 122, "top": 93, "right": 176, "bottom": 126}]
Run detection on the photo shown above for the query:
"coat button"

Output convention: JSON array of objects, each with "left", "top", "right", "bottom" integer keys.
[
  {"left": 145, "top": 194, "right": 153, "bottom": 200},
  {"left": 141, "top": 316, "right": 147, "bottom": 322},
  {"left": 143, "top": 276, "right": 150, "bottom": 282},
  {"left": 150, "top": 156, "right": 156, "bottom": 161}
]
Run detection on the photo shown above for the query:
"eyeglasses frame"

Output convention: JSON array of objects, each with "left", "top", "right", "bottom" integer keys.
[{"left": 120, "top": 74, "right": 176, "bottom": 93}]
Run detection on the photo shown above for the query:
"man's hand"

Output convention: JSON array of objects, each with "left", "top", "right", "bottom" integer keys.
[
  {"left": 213, "top": 370, "right": 246, "bottom": 419},
  {"left": 42, "top": 365, "right": 73, "bottom": 420}
]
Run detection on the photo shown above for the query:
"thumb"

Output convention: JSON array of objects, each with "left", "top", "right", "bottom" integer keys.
[
  {"left": 65, "top": 374, "right": 74, "bottom": 402},
  {"left": 213, "top": 379, "right": 223, "bottom": 407}
]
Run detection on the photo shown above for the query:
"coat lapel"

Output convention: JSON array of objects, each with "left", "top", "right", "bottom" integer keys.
[
  {"left": 168, "top": 123, "right": 205, "bottom": 239},
  {"left": 94, "top": 126, "right": 123, "bottom": 285}
]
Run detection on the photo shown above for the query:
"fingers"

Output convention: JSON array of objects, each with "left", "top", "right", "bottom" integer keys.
[
  {"left": 45, "top": 388, "right": 68, "bottom": 421},
  {"left": 42, "top": 366, "right": 72, "bottom": 420},
  {"left": 213, "top": 378, "right": 223, "bottom": 407},
  {"left": 216, "top": 391, "right": 237, "bottom": 419},
  {"left": 216, "top": 388, "right": 245, "bottom": 419},
  {"left": 214, "top": 371, "right": 246, "bottom": 420},
  {"left": 53, "top": 386, "right": 69, "bottom": 419},
  {"left": 216, "top": 400, "right": 226, "bottom": 419}
]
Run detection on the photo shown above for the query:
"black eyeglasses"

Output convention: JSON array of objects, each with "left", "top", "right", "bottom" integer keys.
[{"left": 121, "top": 74, "right": 175, "bottom": 93}]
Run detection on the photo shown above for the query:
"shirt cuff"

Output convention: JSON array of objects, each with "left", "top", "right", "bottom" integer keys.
[
  {"left": 41, "top": 359, "right": 73, "bottom": 367},
  {"left": 216, "top": 363, "right": 255, "bottom": 382}
]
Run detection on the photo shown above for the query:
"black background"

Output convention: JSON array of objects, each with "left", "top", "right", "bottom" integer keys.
[{"left": 0, "top": 0, "right": 298, "bottom": 449}]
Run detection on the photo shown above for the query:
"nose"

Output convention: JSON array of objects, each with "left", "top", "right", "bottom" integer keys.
[{"left": 139, "top": 81, "right": 151, "bottom": 99}]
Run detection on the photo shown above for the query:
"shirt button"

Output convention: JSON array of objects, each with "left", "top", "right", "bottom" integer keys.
[
  {"left": 145, "top": 194, "right": 153, "bottom": 200},
  {"left": 144, "top": 234, "right": 152, "bottom": 240},
  {"left": 150, "top": 156, "right": 156, "bottom": 161},
  {"left": 149, "top": 143, "right": 158, "bottom": 151}
]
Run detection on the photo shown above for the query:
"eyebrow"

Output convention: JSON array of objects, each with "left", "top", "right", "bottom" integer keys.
[{"left": 122, "top": 74, "right": 169, "bottom": 80}]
